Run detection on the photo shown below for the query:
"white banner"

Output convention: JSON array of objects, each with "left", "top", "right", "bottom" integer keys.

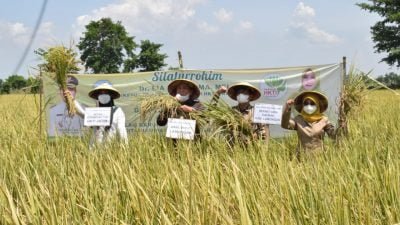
[{"left": 44, "top": 63, "right": 343, "bottom": 138}]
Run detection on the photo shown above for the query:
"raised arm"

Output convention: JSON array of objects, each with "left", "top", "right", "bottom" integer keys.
[
  {"left": 210, "top": 86, "right": 227, "bottom": 105},
  {"left": 281, "top": 99, "right": 296, "bottom": 130}
]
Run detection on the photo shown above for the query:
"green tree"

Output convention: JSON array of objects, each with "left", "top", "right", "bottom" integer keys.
[
  {"left": 135, "top": 40, "right": 167, "bottom": 72},
  {"left": 358, "top": 0, "right": 400, "bottom": 67},
  {"left": 27, "top": 76, "right": 41, "bottom": 94},
  {"left": 376, "top": 72, "right": 400, "bottom": 89},
  {"left": 2, "top": 75, "right": 27, "bottom": 94},
  {"left": 78, "top": 17, "right": 137, "bottom": 73}
]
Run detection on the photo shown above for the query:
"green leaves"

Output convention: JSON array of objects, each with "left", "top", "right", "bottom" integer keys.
[
  {"left": 357, "top": 0, "right": 400, "bottom": 67},
  {"left": 264, "top": 76, "right": 286, "bottom": 91},
  {"left": 78, "top": 18, "right": 137, "bottom": 74},
  {"left": 77, "top": 18, "right": 167, "bottom": 73}
]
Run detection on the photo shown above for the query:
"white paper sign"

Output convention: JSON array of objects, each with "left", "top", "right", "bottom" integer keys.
[
  {"left": 253, "top": 103, "right": 283, "bottom": 125},
  {"left": 84, "top": 107, "right": 112, "bottom": 127},
  {"left": 166, "top": 118, "right": 196, "bottom": 140}
]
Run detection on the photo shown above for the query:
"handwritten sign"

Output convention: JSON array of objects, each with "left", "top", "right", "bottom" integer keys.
[
  {"left": 84, "top": 107, "right": 112, "bottom": 127},
  {"left": 166, "top": 118, "right": 196, "bottom": 140},
  {"left": 253, "top": 103, "right": 283, "bottom": 125}
]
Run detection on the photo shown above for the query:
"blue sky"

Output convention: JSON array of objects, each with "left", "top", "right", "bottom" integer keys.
[{"left": 0, "top": 0, "right": 399, "bottom": 79}]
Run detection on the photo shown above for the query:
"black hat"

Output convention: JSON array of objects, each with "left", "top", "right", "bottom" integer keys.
[{"left": 66, "top": 75, "right": 78, "bottom": 88}]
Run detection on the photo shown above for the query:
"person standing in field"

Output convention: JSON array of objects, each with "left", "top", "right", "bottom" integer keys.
[
  {"left": 214, "top": 82, "right": 270, "bottom": 145},
  {"left": 48, "top": 75, "right": 86, "bottom": 138},
  {"left": 87, "top": 82, "right": 128, "bottom": 147},
  {"left": 156, "top": 79, "right": 204, "bottom": 140},
  {"left": 281, "top": 91, "right": 336, "bottom": 159}
]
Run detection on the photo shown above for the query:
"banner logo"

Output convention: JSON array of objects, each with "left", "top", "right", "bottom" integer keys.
[{"left": 260, "top": 74, "right": 287, "bottom": 99}]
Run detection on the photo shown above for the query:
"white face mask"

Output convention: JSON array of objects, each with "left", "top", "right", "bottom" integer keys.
[
  {"left": 98, "top": 94, "right": 111, "bottom": 104},
  {"left": 237, "top": 94, "right": 249, "bottom": 103},
  {"left": 303, "top": 105, "right": 317, "bottom": 114},
  {"left": 176, "top": 93, "right": 189, "bottom": 102}
]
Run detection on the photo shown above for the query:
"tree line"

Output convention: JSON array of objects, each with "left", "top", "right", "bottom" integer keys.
[
  {"left": 1, "top": 17, "right": 170, "bottom": 94},
  {"left": 0, "top": 75, "right": 40, "bottom": 94}
]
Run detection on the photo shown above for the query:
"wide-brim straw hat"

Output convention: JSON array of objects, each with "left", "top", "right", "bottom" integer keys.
[
  {"left": 294, "top": 91, "right": 328, "bottom": 113},
  {"left": 167, "top": 79, "right": 201, "bottom": 99},
  {"left": 88, "top": 83, "right": 121, "bottom": 100},
  {"left": 227, "top": 82, "right": 261, "bottom": 101}
]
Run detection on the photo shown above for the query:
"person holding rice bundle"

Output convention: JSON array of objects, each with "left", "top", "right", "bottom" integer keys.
[
  {"left": 49, "top": 75, "right": 86, "bottom": 138},
  {"left": 156, "top": 79, "right": 204, "bottom": 139},
  {"left": 281, "top": 91, "right": 336, "bottom": 159},
  {"left": 87, "top": 82, "right": 128, "bottom": 147},
  {"left": 214, "top": 82, "right": 270, "bottom": 145}
]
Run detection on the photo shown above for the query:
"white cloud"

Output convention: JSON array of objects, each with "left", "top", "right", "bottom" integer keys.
[
  {"left": 197, "top": 21, "right": 219, "bottom": 33},
  {"left": 36, "top": 22, "right": 57, "bottom": 46},
  {"left": 9, "top": 22, "right": 28, "bottom": 37},
  {"left": 0, "top": 20, "right": 56, "bottom": 47},
  {"left": 214, "top": 8, "right": 233, "bottom": 23},
  {"left": 293, "top": 2, "right": 315, "bottom": 18},
  {"left": 289, "top": 2, "right": 341, "bottom": 44},
  {"left": 73, "top": 0, "right": 207, "bottom": 37},
  {"left": 0, "top": 21, "right": 30, "bottom": 45},
  {"left": 234, "top": 20, "right": 253, "bottom": 33},
  {"left": 291, "top": 22, "right": 341, "bottom": 44}
]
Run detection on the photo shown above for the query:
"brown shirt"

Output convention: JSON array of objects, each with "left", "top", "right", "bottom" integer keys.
[
  {"left": 232, "top": 104, "right": 270, "bottom": 143},
  {"left": 281, "top": 107, "right": 335, "bottom": 152},
  {"left": 156, "top": 99, "right": 204, "bottom": 139},
  {"left": 211, "top": 92, "right": 270, "bottom": 143}
]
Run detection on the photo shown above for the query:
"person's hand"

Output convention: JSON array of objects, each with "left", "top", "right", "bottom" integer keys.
[
  {"left": 63, "top": 90, "right": 71, "bottom": 98},
  {"left": 180, "top": 105, "right": 193, "bottom": 112},
  {"left": 286, "top": 99, "right": 294, "bottom": 107},
  {"left": 217, "top": 86, "right": 227, "bottom": 94},
  {"left": 320, "top": 117, "right": 329, "bottom": 125}
]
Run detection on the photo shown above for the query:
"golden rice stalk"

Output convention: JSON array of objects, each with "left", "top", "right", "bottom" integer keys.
[
  {"left": 140, "top": 94, "right": 181, "bottom": 121},
  {"left": 338, "top": 64, "right": 372, "bottom": 136},
  {"left": 45, "top": 46, "right": 77, "bottom": 116},
  {"left": 197, "top": 99, "right": 254, "bottom": 141}
]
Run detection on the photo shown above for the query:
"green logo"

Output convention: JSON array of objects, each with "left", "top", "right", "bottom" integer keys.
[{"left": 262, "top": 74, "right": 287, "bottom": 99}]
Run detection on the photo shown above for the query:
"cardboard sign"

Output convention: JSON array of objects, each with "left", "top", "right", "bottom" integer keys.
[
  {"left": 84, "top": 107, "right": 112, "bottom": 127},
  {"left": 253, "top": 103, "right": 283, "bottom": 125},
  {"left": 166, "top": 118, "right": 196, "bottom": 140}
]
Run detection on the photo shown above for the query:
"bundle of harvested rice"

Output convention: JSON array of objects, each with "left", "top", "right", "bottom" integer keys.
[
  {"left": 199, "top": 100, "right": 253, "bottom": 141},
  {"left": 44, "top": 46, "right": 79, "bottom": 116},
  {"left": 140, "top": 94, "right": 181, "bottom": 121}
]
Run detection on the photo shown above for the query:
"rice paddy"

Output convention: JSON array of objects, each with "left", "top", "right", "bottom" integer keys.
[{"left": 0, "top": 90, "right": 399, "bottom": 224}]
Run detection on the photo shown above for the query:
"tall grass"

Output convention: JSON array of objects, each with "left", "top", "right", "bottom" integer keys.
[{"left": 0, "top": 90, "right": 400, "bottom": 224}]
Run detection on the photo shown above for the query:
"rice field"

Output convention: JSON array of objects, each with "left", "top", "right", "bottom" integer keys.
[{"left": 0, "top": 90, "right": 399, "bottom": 224}]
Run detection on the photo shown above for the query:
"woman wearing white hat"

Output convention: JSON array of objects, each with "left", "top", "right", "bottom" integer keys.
[
  {"left": 215, "top": 82, "right": 270, "bottom": 144},
  {"left": 281, "top": 91, "right": 336, "bottom": 158},
  {"left": 88, "top": 82, "right": 128, "bottom": 147}
]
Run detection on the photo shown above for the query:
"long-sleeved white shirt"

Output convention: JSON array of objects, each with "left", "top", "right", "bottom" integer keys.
[
  {"left": 74, "top": 100, "right": 128, "bottom": 147},
  {"left": 91, "top": 106, "right": 128, "bottom": 146}
]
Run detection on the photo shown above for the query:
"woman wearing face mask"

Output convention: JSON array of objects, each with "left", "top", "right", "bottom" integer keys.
[
  {"left": 156, "top": 79, "right": 204, "bottom": 138},
  {"left": 281, "top": 91, "right": 336, "bottom": 158},
  {"left": 214, "top": 82, "right": 270, "bottom": 144},
  {"left": 88, "top": 83, "right": 128, "bottom": 147}
]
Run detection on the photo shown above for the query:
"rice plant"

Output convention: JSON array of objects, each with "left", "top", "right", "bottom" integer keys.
[{"left": 0, "top": 89, "right": 399, "bottom": 224}]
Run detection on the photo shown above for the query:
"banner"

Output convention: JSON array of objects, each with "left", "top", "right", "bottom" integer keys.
[{"left": 44, "top": 63, "right": 343, "bottom": 138}]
